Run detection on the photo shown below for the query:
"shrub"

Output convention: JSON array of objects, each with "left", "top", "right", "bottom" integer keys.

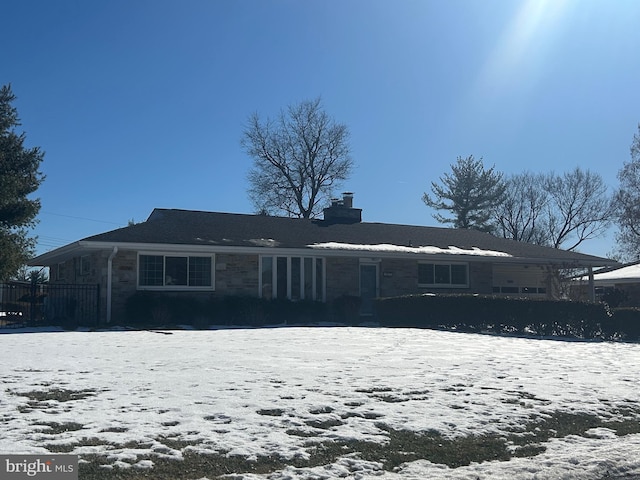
[
  {"left": 124, "top": 292, "right": 157, "bottom": 325},
  {"left": 602, "top": 288, "right": 628, "bottom": 308},
  {"left": 374, "top": 294, "right": 611, "bottom": 339},
  {"left": 124, "top": 292, "right": 205, "bottom": 327},
  {"left": 331, "top": 295, "right": 362, "bottom": 325},
  {"left": 610, "top": 308, "right": 640, "bottom": 341}
]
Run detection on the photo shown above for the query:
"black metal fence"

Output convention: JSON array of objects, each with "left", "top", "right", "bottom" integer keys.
[{"left": 0, "top": 282, "right": 100, "bottom": 328}]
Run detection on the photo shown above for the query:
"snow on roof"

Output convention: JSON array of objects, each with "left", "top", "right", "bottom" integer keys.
[
  {"left": 308, "top": 242, "right": 512, "bottom": 257},
  {"left": 573, "top": 263, "right": 640, "bottom": 284},
  {"left": 593, "top": 263, "right": 640, "bottom": 281}
]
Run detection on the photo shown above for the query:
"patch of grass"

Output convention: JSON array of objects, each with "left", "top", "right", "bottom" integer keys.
[
  {"left": 257, "top": 408, "right": 285, "bottom": 416},
  {"left": 10, "top": 387, "right": 100, "bottom": 413},
  {"left": 12, "top": 388, "right": 98, "bottom": 402},
  {"left": 203, "top": 414, "right": 232, "bottom": 424},
  {"left": 35, "top": 421, "right": 84, "bottom": 434},
  {"left": 155, "top": 436, "right": 204, "bottom": 450},
  {"left": 372, "top": 394, "right": 409, "bottom": 403},
  {"left": 45, "top": 437, "right": 104, "bottom": 453},
  {"left": 30, "top": 407, "right": 640, "bottom": 479},
  {"left": 503, "top": 390, "right": 553, "bottom": 407},
  {"left": 285, "top": 429, "right": 317, "bottom": 437},
  {"left": 304, "top": 418, "right": 344, "bottom": 429},
  {"left": 366, "top": 424, "right": 511, "bottom": 469},
  {"left": 355, "top": 386, "right": 393, "bottom": 394},
  {"left": 100, "top": 427, "right": 129, "bottom": 433},
  {"left": 508, "top": 409, "right": 640, "bottom": 449},
  {"left": 309, "top": 406, "right": 334, "bottom": 414}
]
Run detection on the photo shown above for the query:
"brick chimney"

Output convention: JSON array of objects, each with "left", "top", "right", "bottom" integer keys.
[{"left": 323, "top": 192, "right": 362, "bottom": 224}]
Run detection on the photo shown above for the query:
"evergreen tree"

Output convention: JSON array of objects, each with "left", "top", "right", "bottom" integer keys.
[
  {"left": 422, "top": 155, "right": 505, "bottom": 232},
  {"left": 0, "top": 84, "right": 45, "bottom": 281}
]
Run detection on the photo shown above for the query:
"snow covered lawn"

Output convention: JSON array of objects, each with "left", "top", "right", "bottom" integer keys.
[{"left": 1, "top": 327, "right": 639, "bottom": 479}]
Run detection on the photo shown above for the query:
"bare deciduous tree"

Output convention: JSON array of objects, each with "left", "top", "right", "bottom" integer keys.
[
  {"left": 496, "top": 167, "right": 612, "bottom": 252},
  {"left": 544, "top": 167, "right": 612, "bottom": 251},
  {"left": 614, "top": 124, "right": 640, "bottom": 260},
  {"left": 242, "top": 98, "right": 353, "bottom": 218},
  {"left": 494, "top": 171, "right": 550, "bottom": 245}
]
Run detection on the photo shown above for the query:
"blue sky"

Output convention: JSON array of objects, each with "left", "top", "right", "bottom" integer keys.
[{"left": 4, "top": 0, "right": 640, "bottom": 258}]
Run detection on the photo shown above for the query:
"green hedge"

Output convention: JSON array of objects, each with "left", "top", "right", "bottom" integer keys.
[
  {"left": 122, "top": 292, "right": 640, "bottom": 340},
  {"left": 123, "top": 292, "right": 360, "bottom": 328},
  {"left": 374, "top": 294, "right": 634, "bottom": 340},
  {"left": 606, "top": 307, "right": 640, "bottom": 341}
]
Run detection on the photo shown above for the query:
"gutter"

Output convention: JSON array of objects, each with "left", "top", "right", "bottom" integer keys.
[
  {"left": 106, "top": 246, "right": 118, "bottom": 324},
  {"left": 32, "top": 240, "right": 619, "bottom": 269}
]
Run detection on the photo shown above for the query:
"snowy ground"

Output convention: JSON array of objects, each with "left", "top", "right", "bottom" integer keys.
[{"left": 1, "top": 327, "right": 639, "bottom": 479}]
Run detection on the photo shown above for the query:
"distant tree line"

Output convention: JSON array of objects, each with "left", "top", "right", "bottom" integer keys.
[
  {"left": 423, "top": 130, "right": 640, "bottom": 261},
  {"left": 244, "top": 98, "right": 640, "bottom": 260}
]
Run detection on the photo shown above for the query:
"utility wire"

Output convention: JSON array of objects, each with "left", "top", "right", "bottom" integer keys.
[{"left": 41, "top": 211, "right": 122, "bottom": 225}]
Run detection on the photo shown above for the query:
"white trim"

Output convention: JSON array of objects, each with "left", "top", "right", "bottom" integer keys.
[
  {"left": 418, "top": 261, "right": 469, "bottom": 288},
  {"left": 80, "top": 255, "right": 91, "bottom": 276},
  {"left": 318, "top": 257, "right": 326, "bottom": 302},
  {"left": 107, "top": 247, "right": 118, "bottom": 324},
  {"left": 259, "top": 254, "right": 325, "bottom": 301},
  {"left": 137, "top": 252, "right": 215, "bottom": 291}
]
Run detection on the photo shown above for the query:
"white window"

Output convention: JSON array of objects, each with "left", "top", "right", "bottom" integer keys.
[
  {"left": 138, "top": 254, "right": 214, "bottom": 289},
  {"left": 80, "top": 255, "right": 91, "bottom": 276},
  {"left": 418, "top": 262, "right": 468, "bottom": 287},
  {"left": 260, "top": 256, "right": 325, "bottom": 301},
  {"left": 56, "top": 262, "right": 65, "bottom": 281}
]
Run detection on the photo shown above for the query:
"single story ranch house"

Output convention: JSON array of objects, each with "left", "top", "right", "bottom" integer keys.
[{"left": 29, "top": 194, "right": 618, "bottom": 323}]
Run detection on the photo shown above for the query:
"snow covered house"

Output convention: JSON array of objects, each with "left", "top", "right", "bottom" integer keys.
[{"left": 29, "top": 194, "right": 618, "bottom": 324}]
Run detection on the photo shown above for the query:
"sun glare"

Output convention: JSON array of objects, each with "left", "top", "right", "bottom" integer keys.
[{"left": 477, "top": 0, "right": 573, "bottom": 95}]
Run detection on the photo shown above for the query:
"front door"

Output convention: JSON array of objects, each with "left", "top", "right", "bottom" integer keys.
[{"left": 359, "top": 263, "right": 379, "bottom": 316}]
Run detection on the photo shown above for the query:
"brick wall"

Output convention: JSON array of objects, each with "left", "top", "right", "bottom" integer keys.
[
  {"left": 215, "top": 253, "right": 259, "bottom": 296},
  {"left": 377, "top": 259, "right": 493, "bottom": 297},
  {"left": 325, "top": 257, "right": 494, "bottom": 300},
  {"left": 325, "top": 257, "right": 359, "bottom": 300},
  {"left": 52, "top": 249, "right": 499, "bottom": 323}
]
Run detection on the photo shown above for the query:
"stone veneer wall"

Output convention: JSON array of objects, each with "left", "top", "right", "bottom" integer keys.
[
  {"left": 325, "top": 257, "right": 360, "bottom": 300},
  {"left": 109, "top": 250, "right": 138, "bottom": 324},
  {"left": 215, "top": 253, "right": 259, "bottom": 296},
  {"left": 378, "top": 259, "right": 493, "bottom": 297},
  {"left": 108, "top": 251, "right": 260, "bottom": 323},
  {"left": 325, "top": 257, "right": 494, "bottom": 300},
  {"left": 51, "top": 251, "right": 496, "bottom": 324}
]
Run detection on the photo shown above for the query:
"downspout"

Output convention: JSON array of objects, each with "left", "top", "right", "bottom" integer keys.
[
  {"left": 588, "top": 266, "right": 595, "bottom": 302},
  {"left": 106, "top": 246, "right": 118, "bottom": 324}
]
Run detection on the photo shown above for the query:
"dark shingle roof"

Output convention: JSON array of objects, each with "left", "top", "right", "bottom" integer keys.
[{"left": 77, "top": 208, "right": 614, "bottom": 266}]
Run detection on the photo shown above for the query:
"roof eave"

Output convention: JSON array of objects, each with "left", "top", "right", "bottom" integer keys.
[{"left": 29, "top": 240, "right": 619, "bottom": 269}]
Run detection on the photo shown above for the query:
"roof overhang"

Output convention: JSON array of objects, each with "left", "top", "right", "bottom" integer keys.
[{"left": 29, "top": 240, "right": 619, "bottom": 270}]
